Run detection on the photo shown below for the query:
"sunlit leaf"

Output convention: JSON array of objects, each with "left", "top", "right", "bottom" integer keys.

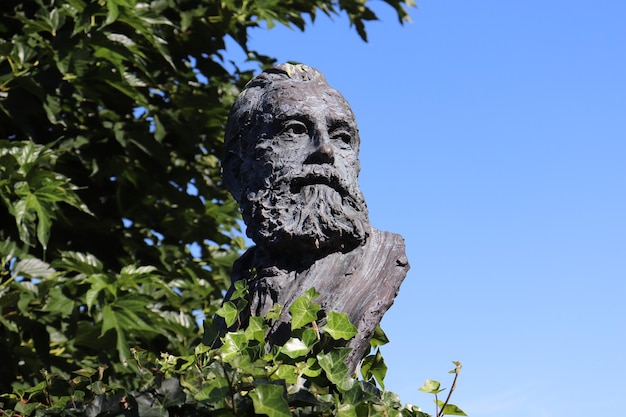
[
  {"left": 289, "top": 289, "right": 320, "bottom": 330},
  {"left": 360, "top": 349, "right": 387, "bottom": 389},
  {"left": 322, "top": 311, "right": 357, "bottom": 340},
  {"left": 249, "top": 384, "right": 291, "bottom": 417},
  {"left": 220, "top": 332, "right": 248, "bottom": 362},
  {"left": 280, "top": 337, "right": 309, "bottom": 359},
  {"left": 318, "top": 348, "right": 354, "bottom": 392},
  {"left": 436, "top": 400, "right": 468, "bottom": 416},
  {"left": 418, "top": 379, "right": 444, "bottom": 394},
  {"left": 216, "top": 301, "right": 239, "bottom": 328},
  {"left": 370, "top": 323, "right": 390, "bottom": 347},
  {"left": 13, "top": 258, "right": 55, "bottom": 279}
]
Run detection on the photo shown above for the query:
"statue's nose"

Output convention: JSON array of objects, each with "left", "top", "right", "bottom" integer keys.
[{"left": 304, "top": 135, "right": 334, "bottom": 165}]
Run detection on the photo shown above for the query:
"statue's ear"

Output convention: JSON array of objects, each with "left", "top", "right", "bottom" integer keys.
[{"left": 222, "top": 152, "right": 244, "bottom": 203}]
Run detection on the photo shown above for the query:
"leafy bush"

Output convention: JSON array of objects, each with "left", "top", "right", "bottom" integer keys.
[
  {"left": 0, "top": 281, "right": 464, "bottom": 416},
  {"left": 0, "top": 1, "right": 466, "bottom": 416}
]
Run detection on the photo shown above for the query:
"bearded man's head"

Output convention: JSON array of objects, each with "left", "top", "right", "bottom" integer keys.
[{"left": 222, "top": 64, "right": 371, "bottom": 255}]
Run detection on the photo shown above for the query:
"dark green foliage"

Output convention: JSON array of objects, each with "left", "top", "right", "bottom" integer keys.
[
  {"left": 0, "top": 1, "right": 466, "bottom": 416},
  {"left": 1, "top": 287, "right": 435, "bottom": 417}
]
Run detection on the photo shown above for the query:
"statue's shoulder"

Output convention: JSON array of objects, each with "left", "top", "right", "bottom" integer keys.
[{"left": 365, "top": 228, "right": 410, "bottom": 271}]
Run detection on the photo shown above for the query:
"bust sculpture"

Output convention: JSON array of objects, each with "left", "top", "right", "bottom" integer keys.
[{"left": 221, "top": 63, "right": 409, "bottom": 372}]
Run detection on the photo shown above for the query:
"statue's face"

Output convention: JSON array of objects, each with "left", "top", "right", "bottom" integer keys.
[
  {"left": 256, "top": 84, "right": 360, "bottom": 197},
  {"left": 239, "top": 83, "right": 370, "bottom": 255}
]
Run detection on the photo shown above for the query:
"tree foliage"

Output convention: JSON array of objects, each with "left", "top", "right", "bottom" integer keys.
[
  {"left": 0, "top": 0, "right": 467, "bottom": 416},
  {"left": 1, "top": 285, "right": 442, "bottom": 417}
]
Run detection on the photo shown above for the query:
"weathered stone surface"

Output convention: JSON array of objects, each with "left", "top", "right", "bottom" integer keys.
[{"left": 221, "top": 63, "right": 409, "bottom": 372}]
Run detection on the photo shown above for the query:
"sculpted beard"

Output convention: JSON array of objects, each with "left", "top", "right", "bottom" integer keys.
[{"left": 242, "top": 175, "right": 370, "bottom": 254}]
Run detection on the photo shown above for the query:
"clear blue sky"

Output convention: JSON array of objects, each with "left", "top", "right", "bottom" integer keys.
[{"left": 225, "top": 1, "right": 625, "bottom": 416}]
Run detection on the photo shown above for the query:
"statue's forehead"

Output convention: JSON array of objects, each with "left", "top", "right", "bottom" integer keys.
[{"left": 260, "top": 83, "right": 355, "bottom": 121}]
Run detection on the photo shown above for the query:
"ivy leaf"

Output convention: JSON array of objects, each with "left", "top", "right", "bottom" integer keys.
[
  {"left": 280, "top": 337, "right": 309, "bottom": 359},
  {"left": 337, "top": 403, "right": 357, "bottom": 417},
  {"left": 300, "top": 357, "right": 322, "bottom": 378},
  {"left": 360, "top": 349, "right": 387, "bottom": 389},
  {"left": 449, "top": 361, "right": 463, "bottom": 374},
  {"left": 436, "top": 400, "right": 468, "bottom": 416},
  {"left": 317, "top": 348, "right": 354, "bottom": 392},
  {"left": 229, "top": 279, "right": 248, "bottom": 300},
  {"left": 289, "top": 289, "right": 320, "bottom": 330},
  {"left": 249, "top": 384, "right": 291, "bottom": 417},
  {"left": 322, "top": 311, "right": 357, "bottom": 340},
  {"left": 201, "top": 318, "right": 220, "bottom": 347},
  {"left": 155, "top": 378, "right": 186, "bottom": 408},
  {"left": 195, "top": 376, "right": 230, "bottom": 403},
  {"left": 215, "top": 301, "right": 239, "bottom": 327},
  {"left": 245, "top": 316, "right": 267, "bottom": 343},
  {"left": 274, "top": 364, "right": 298, "bottom": 384},
  {"left": 301, "top": 327, "right": 319, "bottom": 348},
  {"left": 220, "top": 332, "right": 248, "bottom": 362},
  {"left": 418, "top": 379, "right": 444, "bottom": 394},
  {"left": 266, "top": 303, "right": 283, "bottom": 320},
  {"left": 369, "top": 323, "right": 390, "bottom": 347},
  {"left": 343, "top": 380, "right": 377, "bottom": 406}
]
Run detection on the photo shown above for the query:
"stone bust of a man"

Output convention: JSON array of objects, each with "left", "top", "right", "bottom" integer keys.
[{"left": 222, "top": 63, "right": 409, "bottom": 371}]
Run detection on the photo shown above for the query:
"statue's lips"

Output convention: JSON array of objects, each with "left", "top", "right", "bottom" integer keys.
[{"left": 290, "top": 175, "right": 346, "bottom": 196}]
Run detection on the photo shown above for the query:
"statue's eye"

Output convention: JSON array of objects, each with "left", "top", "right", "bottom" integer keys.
[
  {"left": 331, "top": 130, "right": 352, "bottom": 146},
  {"left": 282, "top": 120, "right": 308, "bottom": 135}
]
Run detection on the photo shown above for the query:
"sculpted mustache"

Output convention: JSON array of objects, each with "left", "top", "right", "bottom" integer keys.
[{"left": 279, "top": 167, "right": 350, "bottom": 196}]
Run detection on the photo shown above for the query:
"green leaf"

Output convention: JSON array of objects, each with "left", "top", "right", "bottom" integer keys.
[
  {"left": 301, "top": 327, "right": 319, "bottom": 348},
  {"left": 266, "top": 303, "right": 283, "bottom": 320},
  {"left": 54, "top": 251, "right": 103, "bottom": 275},
  {"left": 337, "top": 403, "right": 357, "bottom": 417},
  {"left": 13, "top": 258, "right": 55, "bottom": 279},
  {"left": 322, "top": 311, "right": 357, "bottom": 340},
  {"left": 419, "top": 379, "right": 444, "bottom": 394},
  {"left": 43, "top": 287, "right": 74, "bottom": 317},
  {"left": 215, "top": 301, "right": 239, "bottom": 328},
  {"left": 105, "top": 0, "right": 120, "bottom": 25},
  {"left": 155, "top": 378, "right": 186, "bottom": 408},
  {"left": 194, "top": 376, "right": 230, "bottom": 403},
  {"left": 360, "top": 349, "right": 387, "bottom": 389},
  {"left": 343, "top": 380, "right": 377, "bottom": 406},
  {"left": 289, "top": 289, "right": 320, "bottom": 330},
  {"left": 101, "top": 298, "right": 159, "bottom": 361},
  {"left": 317, "top": 348, "right": 354, "bottom": 392},
  {"left": 280, "top": 337, "right": 309, "bottom": 359},
  {"left": 201, "top": 318, "right": 219, "bottom": 347},
  {"left": 14, "top": 401, "right": 40, "bottom": 415},
  {"left": 245, "top": 316, "right": 267, "bottom": 342},
  {"left": 299, "top": 357, "right": 322, "bottom": 378},
  {"left": 154, "top": 114, "right": 166, "bottom": 142},
  {"left": 436, "top": 400, "right": 468, "bottom": 416},
  {"left": 449, "top": 361, "right": 463, "bottom": 374},
  {"left": 249, "top": 384, "right": 291, "bottom": 417},
  {"left": 85, "top": 273, "right": 115, "bottom": 309},
  {"left": 32, "top": 195, "right": 52, "bottom": 249},
  {"left": 220, "top": 332, "right": 248, "bottom": 362},
  {"left": 370, "top": 323, "right": 390, "bottom": 347},
  {"left": 120, "top": 264, "right": 157, "bottom": 275},
  {"left": 274, "top": 364, "right": 298, "bottom": 384},
  {"left": 73, "top": 368, "right": 97, "bottom": 378}
]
